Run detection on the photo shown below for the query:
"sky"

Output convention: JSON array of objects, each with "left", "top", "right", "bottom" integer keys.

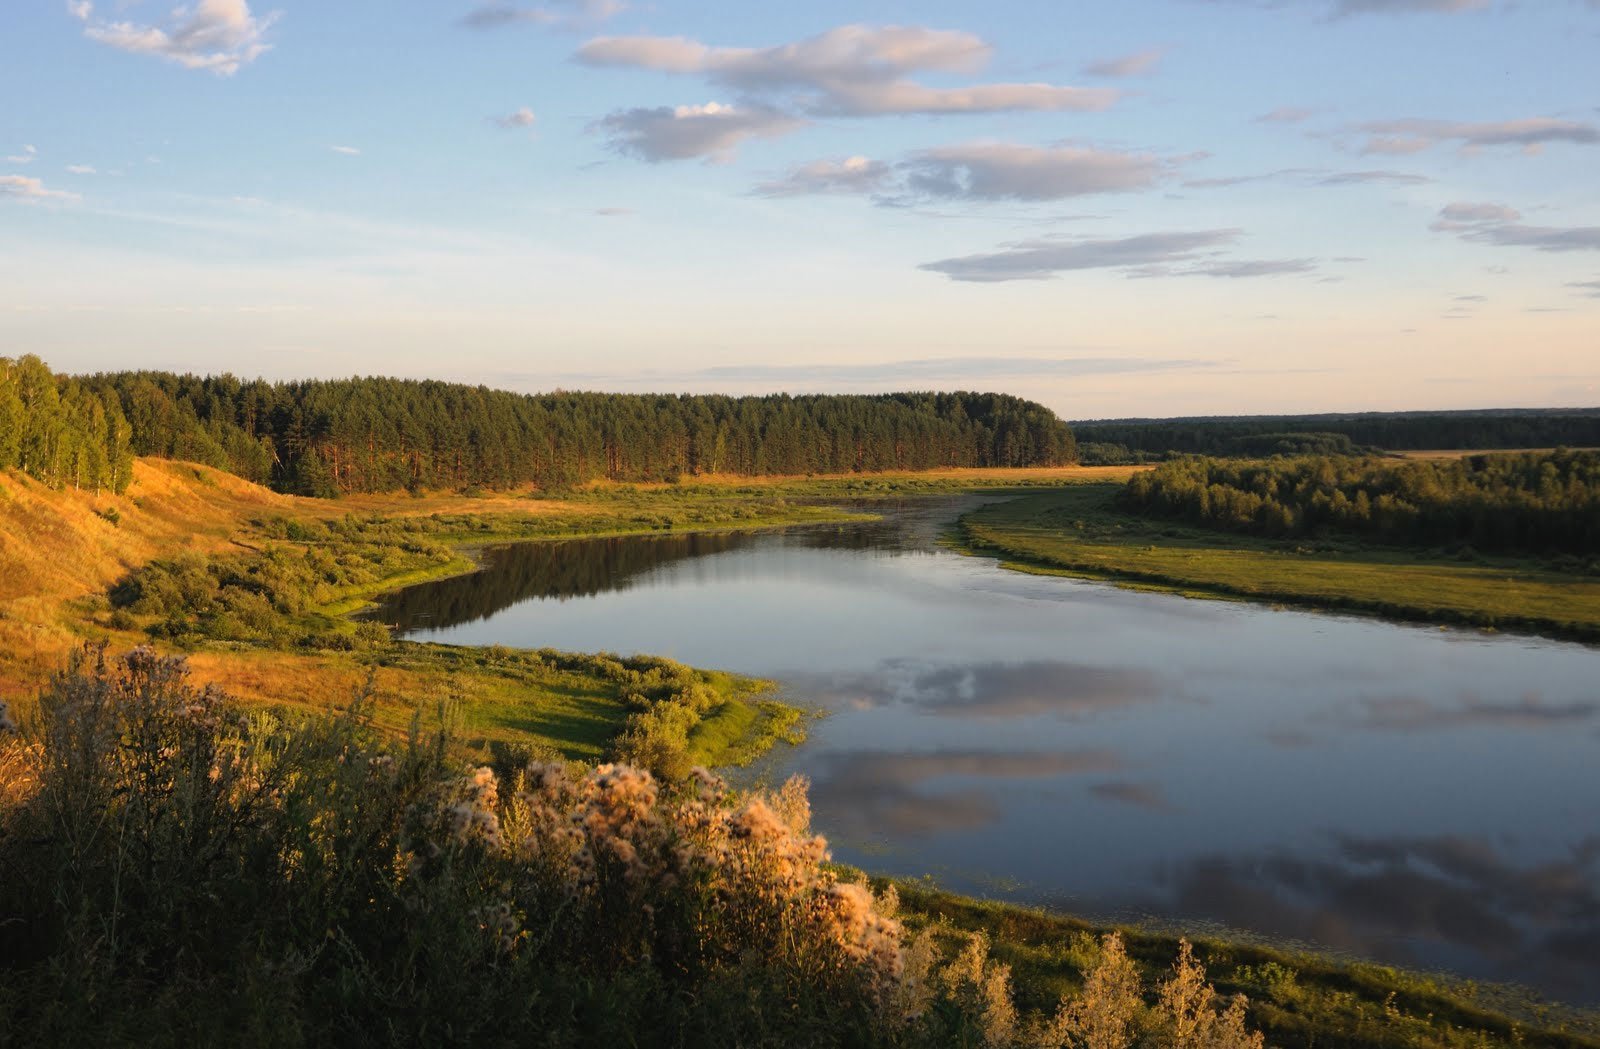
[{"left": 1, "top": 0, "right": 1597, "bottom": 420}]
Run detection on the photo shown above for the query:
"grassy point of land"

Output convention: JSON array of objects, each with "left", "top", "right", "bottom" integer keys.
[{"left": 959, "top": 482, "right": 1600, "bottom": 642}]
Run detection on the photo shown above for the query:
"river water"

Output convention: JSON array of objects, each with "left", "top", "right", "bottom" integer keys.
[{"left": 374, "top": 498, "right": 1600, "bottom": 1003}]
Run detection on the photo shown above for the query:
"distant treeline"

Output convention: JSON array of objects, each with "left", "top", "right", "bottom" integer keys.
[
  {"left": 69, "top": 369, "right": 1075, "bottom": 496},
  {"left": 0, "top": 357, "right": 134, "bottom": 494},
  {"left": 1120, "top": 451, "right": 1600, "bottom": 555},
  {"left": 1075, "top": 409, "right": 1600, "bottom": 463}
]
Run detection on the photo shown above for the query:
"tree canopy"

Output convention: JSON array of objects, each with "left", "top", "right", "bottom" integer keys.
[{"left": 76, "top": 371, "right": 1076, "bottom": 496}]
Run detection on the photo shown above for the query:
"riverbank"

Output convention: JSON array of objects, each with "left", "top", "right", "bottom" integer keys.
[
  {"left": 889, "top": 881, "right": 1600, "bottom": 1049},
  {"left": 958, "top": 483, "right": 1600, "bottom": 642}
]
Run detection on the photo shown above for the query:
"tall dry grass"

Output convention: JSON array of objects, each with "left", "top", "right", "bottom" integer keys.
[{"left": 0, "top": 646, "right": 1267, "bottom": 1048}]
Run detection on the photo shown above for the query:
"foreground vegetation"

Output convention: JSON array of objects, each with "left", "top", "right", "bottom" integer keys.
[
  {"left": 5, "top": 651, "right": 1593, "bottom": 1048},
  {"left": 960, "top": 480, "right": 1600, "bottom": 641}
]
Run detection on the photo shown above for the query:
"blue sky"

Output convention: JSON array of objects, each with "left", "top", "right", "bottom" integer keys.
[{"left": 2, "top": 0, "right": 1597, "bottom": 418}]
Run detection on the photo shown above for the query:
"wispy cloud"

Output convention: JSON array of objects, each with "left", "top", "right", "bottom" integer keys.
[
  {"left": 72, "top": 0, "right": 278, "bottom": 76},
  {"left": 753, "top": 156, "right": 891, "bottom": 197},
  {"left": 1569, "top": 279, "right": 1600, "bottom": 298},
  {"left": 1256, "top": 107, "right": 1316, "bottom": 123},
  {"left": 1355, "top": 117, "right": 1599, "bottom": 155},
  {"left": 0, "top": 174, "right": 80, "bottom": 202},
  {"left": 65, "top": 164, "right": 96, "bottom": 175},
  {"left": 1432, "top": 201, "right": 1600, "bottom": 252},
  {"left": 1184, "top": 167, "right": 1429, "bottom": 188},
  {"left": 459, "top": 0, "right": 624, "bottom": 30},
  {"left": 1083, "top": 47, "right": 1165, "bottom": 78},
  {"left": 578, "top": 25, "right": 1119, "bottom": 118},
  {"left": 921, "top": 229, "right": 1254, "bottom": 282},
  {"left": 756, "top": 142, "right": 1170, "bottom": 203},
  {"left": 330, "top": 145, "right": 361, "bottom": 156},
  {"left": 493, "top": 107, "right": 538, "bottom": 129},
  {"left": 5, "top": 144, "right": 37, "bottom": 165},
  {"left": 595, "top": 102, "right": 803, "bottom": 162}
]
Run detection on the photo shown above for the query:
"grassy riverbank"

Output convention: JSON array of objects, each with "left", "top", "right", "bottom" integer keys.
[
  {"left": 959, "top": 483, "right": 1600, "bottom": 642},
  {"left": 890, "top": 883, "right": 1600, "bottom": 1049}
]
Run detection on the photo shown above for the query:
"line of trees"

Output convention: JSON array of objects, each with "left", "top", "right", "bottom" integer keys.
[
  {"left": 74, "top": 371, "right": 1076, "bottom": 496},
  {"left": 0, "top": 356, "right": 134, "bottom": 494},
  {"left": 1076, "top": 409, "right": 1600, "bottom": 462},
  {"left": 1119, "top": 451, "right": 1600, "bottom": 555}
]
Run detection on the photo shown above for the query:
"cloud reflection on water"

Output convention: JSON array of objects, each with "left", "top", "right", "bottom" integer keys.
[
  {"left": 1150, "top": 834, "right": 1600, "bottom": 1002},
  {"left": 808, "top": 748, "right": 1120, "bottom": 839}
]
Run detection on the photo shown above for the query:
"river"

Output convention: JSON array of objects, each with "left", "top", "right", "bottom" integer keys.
[{"left": 373, "top": 497, "right": 1600, "bottom": 1003}]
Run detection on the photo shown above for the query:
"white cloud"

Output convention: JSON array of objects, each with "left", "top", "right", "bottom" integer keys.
[
  {"left": 1083, "top": 48, "right": 1165, "bottom": 78},
  {"left": 330, "top": 145, "right": 361, "bottom": 156},
  {"left": 0, "top": 174, "right": 80, "bottom": 202},
  {"left": 73, "top": 0, "right": 278, "bottom": 76},
  {"left": 494, "top": 107, "right": 538, "bottom": 129},
  {"left": 595, "top": 102, "right": 804, "bottom": 163},
  {"left": 578, "top": 25, "right": 1118, "bottom": 117},
  {"left": 6, "top": 145, "right": 37, "bottom": 165},
  {"left": 66, "top": 164, "right": 96, "bottom": 175},
  {"left": 1356, "top": 117, "right": 1599, "bottom": 154}
]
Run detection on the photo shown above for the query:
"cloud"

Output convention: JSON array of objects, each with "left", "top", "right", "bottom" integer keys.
[
  {"left": 1331, "top": 0, "right": 1489, "bottom": 13},
  {"left": 921, "top": 229, "right": 1250, "bottom": 282},
  {"left": 1356, "top": 117, "right": 1600, "bottom": 155},
  {"left": 753, "top": 155, "right": 890, "bottom": 197},
  {"left": 459, "top": 0, "right": 624, "bottom": 30},
  {"left": 6, "top": 145, "right": 37, "bottom": 165},
  {"left": 1089, "top": 781, "right": 1173, "bottom": 811},
  {"left": 592, "top": 206, "right": 633, "bottom": 216},
  {"left": 1569, "top": 279, "right": 1600, "bottom": 298},
  {"left": 1083, "top": 48, "right": 1165, "bottom": 78},
  {"left": 904, "top": 142, "right": 1166, "bottom": 201},
  {"left": 1432, "top": 202, "right": 1600, "bottom": 253},
  {"left": 0, "top": 174, "right": 79, "bottom": 202},
  {"left": 808, "top": 748, "right": 1121, "bottom": 838},
  {"left": 595, "top": 102, "right": 803, "bottom": 162},
  {"left": 1315, "top": 169, "right": 1430, "bottom": 185},
  {"left": 577, "top": 25, "right": 1119, "bottom": 117},
  {"left": 65, "top": 164, "right": 96, "bottom": 175},
  {"left": 494, "top": 107, "right": 537, "bottom": 129},
  {"left": 758, "top": 142, "right": 1170, "bottom": 203},
  {"left": 1434, "top": 201, "right": 1522, "bottom": 225},
  {"left": 1184, "top": 167, "right": 1428, "bottom": 188},
  {"left": 1256, "top": 107, "right": 1316, "bottom": 123},
  {"left": 72, "top": 0, "right": 278, "bottom": 76},
  {"left": 1169, "top": 258, "right": 1320, "bottom": 277},
  {"left": 330, "top": 145, "right": 361, "bottom": 156}
]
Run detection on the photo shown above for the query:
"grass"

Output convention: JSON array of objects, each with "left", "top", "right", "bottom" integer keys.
[
  {"left": 959, "top": 482, "right": 1600, "bottom": 642},
  {"left": 889, "top": 882, "right": 1600, "bottom": 1049}
]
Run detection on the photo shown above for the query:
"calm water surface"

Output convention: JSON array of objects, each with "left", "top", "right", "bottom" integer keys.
[{"left": 377, "top": 498, "right": 1600, "bottom": 1003}]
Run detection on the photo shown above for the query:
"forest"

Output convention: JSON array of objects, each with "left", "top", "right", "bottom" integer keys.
[
  {"left": 70, "top": 366, "right": 1076, "bottom": 495},
  {"left": 1074, "top": 408, "right": 1600, "bottom": 463},
  {"left": 0, "top": 355, "right": 134, "bottom": 494},
  {"left": 1119, "top": 451, "right": 1600, "bottom": 556}
]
